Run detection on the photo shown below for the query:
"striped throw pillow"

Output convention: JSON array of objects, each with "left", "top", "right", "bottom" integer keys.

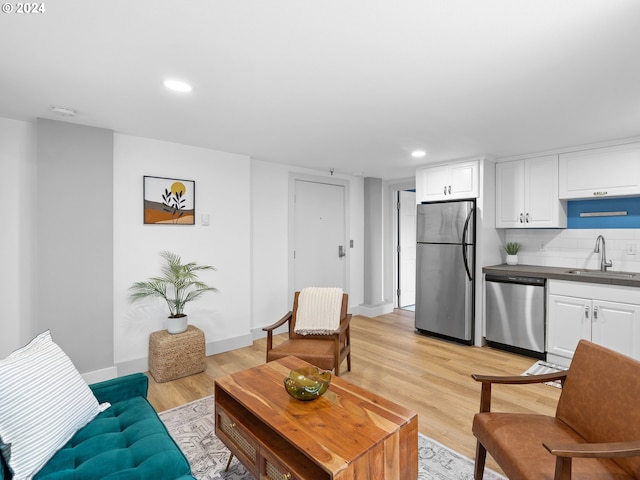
[{"left": 0, "top": 331, "right": 101, "bottom": 480}]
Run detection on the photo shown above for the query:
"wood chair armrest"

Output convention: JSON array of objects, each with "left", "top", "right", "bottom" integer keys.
[
  {"left": 544, "top": 439, "right": 640, "bottom": 459},
  {"left": 335, "top": 314, "right": 352, "bottom": 335},
  {"left": 472, "top": 371, "right": 568, "bottom": 385},
  {"left": 543, "top": 439, "right": 640, "bottom": 480},
  {"left": 263, "top": 311, "right": 293, "bottom": 332},
  {"left": 471, "top": 371, "right": 568, "bottom": 413},
  {"left": 263, "top": 311, "right": 293, "bottom": 359}
]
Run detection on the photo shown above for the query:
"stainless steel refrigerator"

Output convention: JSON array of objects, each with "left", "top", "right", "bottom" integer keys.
[{"left": 415, "top": 199, "right": 475, "bottom": 344}]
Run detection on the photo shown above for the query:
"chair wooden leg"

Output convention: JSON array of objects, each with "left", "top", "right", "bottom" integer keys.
[
  {"left": 347, "top": 352, "right": 351, "bottom": 371},
  {"left": 554, "top": 456, "right": 572, "bottom": 480},
  {"left": 474, "top": 441, "right": 486, "bottom": 480}
]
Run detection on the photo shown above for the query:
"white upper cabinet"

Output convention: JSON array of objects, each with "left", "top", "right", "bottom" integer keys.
[
  {"left": 559, "top": 143, "right": 640, "bottom": 199},
  {"left": 495, "top": 155, "right": 567, "bottom": 228},
  {"left": 416, "top": 160, "right": 478, "bottom": 202}
]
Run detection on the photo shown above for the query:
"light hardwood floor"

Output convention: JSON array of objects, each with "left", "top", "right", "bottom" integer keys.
[{"left": 147, "top": 309, "right": 561, "bottom": 474}]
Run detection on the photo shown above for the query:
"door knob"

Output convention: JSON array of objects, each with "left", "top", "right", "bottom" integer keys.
[{"left": 338, "top": 245, "right": 346, "bottom": 258}]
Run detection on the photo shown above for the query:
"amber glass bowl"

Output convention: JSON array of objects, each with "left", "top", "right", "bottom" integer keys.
[{"left": 283, "top": 366, "right": 332, "bottom": 401}]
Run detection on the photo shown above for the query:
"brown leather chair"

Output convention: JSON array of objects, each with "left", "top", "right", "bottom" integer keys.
[
  {"left": 471, "top": 340, "right": 640, "bottom": 480},
  {"left": 263, "top": 291, "right": 351, "bottom": 376}
]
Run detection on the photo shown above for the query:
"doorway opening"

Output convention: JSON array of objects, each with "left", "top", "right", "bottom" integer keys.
[{"left": 396, "top": 190, "right": 416, "bottom": 311}]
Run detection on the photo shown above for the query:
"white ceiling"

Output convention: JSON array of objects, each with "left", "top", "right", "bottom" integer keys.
[{"left": 2, "top": 0, "right": 639, "bottom": 179}]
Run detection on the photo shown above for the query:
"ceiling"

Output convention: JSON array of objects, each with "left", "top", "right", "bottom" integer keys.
[{"left": 2, "top": 0, "right": 639, "bottom": 180}]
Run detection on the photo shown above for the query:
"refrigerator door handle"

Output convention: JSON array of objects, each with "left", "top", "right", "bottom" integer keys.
[
  {"left": 462, "top": 244, "right": 472, "bottom": 281},
  {"left": 462, "top": 206, "right": 474, "bottom": 281}
]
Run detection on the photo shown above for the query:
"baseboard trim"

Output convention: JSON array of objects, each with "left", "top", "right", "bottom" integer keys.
[
  {"left": 116, "top": 357, "right": 148, "bottom": 377},
  {"left": 251, "top": 324, "right": 287, "bottom": 340},
  {"left": 205, "top": 334, "right": 253, "bottom": 356},
  {"left": 82, "top": 366, "right": 118, "bottom": 384},
  {"left": 114, "top": 333, "right": 255, "bottom": 377},
  {"left": 354, "top": 302, "right": 394, "bottom": 317}
]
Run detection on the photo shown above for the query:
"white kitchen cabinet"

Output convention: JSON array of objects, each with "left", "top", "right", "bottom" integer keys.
[
  {"left": 547, "top": 281, "right": 640, "bottom": 366},
  {"left": 559, "top": 143, "right": 640, "bottom": 199},
  {"left": 547, "top": 294, "right": 591, "bottom": 362},
  {"left": 495, "top": 155, "right": 566, "bottom": 228},
  {"left": 416, "top": 160, "right": 478, "bottom": 202}
]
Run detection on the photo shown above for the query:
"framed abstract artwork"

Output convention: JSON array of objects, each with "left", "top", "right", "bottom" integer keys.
[{"left": 143, "top": 176, "right": 195, "bottom": 225}]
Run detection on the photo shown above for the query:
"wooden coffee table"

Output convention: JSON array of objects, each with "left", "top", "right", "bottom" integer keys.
[{"left": 214, "top": 356, "right": 418, "bottom": 480}]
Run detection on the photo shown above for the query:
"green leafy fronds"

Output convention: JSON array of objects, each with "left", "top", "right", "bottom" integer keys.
[
  {"left": 503, "top": 242, "right": 521, "bottom": 255},
  {"left": 129, "top": 251, "right": 217, "bottom": 317}
]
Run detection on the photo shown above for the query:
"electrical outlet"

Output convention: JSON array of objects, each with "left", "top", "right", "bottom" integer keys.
[{"left": 626, "top": 244, "right": 637, "bottom": 255}]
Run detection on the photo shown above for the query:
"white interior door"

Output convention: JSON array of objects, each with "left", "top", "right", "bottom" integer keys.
[
  {"left": 293, "top": 180, "right": 346, "bottom": 292},
  {"left": 398, "top": 190, "right": 416, "bottom": 307}
]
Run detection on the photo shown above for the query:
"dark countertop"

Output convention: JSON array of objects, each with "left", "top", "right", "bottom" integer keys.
[{"left": 483, "top": 264, "right": 640, "bottom": 288}]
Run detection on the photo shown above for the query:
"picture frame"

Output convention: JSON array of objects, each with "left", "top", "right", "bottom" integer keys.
[{"left": 143, "top": 176, "right": 195, "bottom": 225}]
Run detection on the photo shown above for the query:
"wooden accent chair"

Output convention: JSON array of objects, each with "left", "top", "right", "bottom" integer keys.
[
  {"left": 263, "top": 291, "right": 352, "bottom": 376},
  {"left": 472, "top": 340, "right": 640, "bottom": 480}
]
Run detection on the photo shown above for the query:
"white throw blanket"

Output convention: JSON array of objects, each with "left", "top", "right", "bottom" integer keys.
[{"left": 294, "top": 287, "right": 343, "bottom": 335}]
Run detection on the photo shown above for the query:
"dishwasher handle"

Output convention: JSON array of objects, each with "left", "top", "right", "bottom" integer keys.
[{"left": 485, "top": 274, "right": 546, "bottom": 286}]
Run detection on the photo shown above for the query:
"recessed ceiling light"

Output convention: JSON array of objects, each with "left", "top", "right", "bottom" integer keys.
[
  {"left": 411, "top": 150, "right": 426, "bottom": 158},
  {"left": 51, "top": 105, "right": 76, "bottom": 117},
  {"left": 164, "top": 80, "right": 192, "bottom": 93}
]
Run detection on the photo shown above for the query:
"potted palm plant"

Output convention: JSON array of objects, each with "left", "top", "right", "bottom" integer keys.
[
  {"left": 129, "top": 251, "right": 217, "bottom": 334},
  {"left": 503, "top": 242, "right": 521, "bottom": 265}
]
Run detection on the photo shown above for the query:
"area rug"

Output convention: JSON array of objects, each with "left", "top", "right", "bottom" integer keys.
[
  {"left": 159, "top": 396, "right": 506, "bottom": 480},
  {"left": 521, "top": 359, "right": 568, "bottom": 388}
]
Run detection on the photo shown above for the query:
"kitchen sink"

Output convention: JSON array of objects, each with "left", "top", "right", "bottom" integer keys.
[{"left": 565, "top": 269, "right": 639, "bottom": 279}]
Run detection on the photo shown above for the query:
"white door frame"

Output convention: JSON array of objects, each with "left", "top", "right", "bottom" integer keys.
[
  {"left": 397, "top": 190, "right": 416, "bottom": 307},
  {"left": 387, "top": 179, "right": 416, "bottom": 308},
  {"left": 288, "top": 173, "right": 350, "bottom": 303}
]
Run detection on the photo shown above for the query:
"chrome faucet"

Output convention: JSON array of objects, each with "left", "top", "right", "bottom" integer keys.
[{"left": 594, "top": 235, "right": 613, "bottom": 272}]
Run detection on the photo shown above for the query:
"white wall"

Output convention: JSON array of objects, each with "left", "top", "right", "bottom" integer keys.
[
  {"left": 2, "top": 116, "right": 364, "bottom": 376},
  {"left": 0, "top": 118, "right": 36, "bottom": 357},
  {"left": 250, "top": 160, "right": 290, "bottom": 333},
  {"left": 505, "top": 228, "right": 640, "bottom": 272},
  {"left": 113, "top": 134, "right": 252, "bottom": 373},
  {"left": 250, "top": 159, "right": 364, "bottom": 329},
  {"left": 113, "top": 137, "right": 365, "bottom": 375}
]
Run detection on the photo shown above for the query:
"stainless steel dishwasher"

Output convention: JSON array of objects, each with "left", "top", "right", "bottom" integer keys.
[{"left": 485, "top": 274, "right": 546, "bottom": 359}]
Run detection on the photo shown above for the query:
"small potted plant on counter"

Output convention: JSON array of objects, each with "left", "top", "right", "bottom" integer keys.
[
  {"left": 129, "top": 251, "right": 217, "bottom": 334},
  {"left": 503, "top": 242, "right": 521, "bottom": 265}
]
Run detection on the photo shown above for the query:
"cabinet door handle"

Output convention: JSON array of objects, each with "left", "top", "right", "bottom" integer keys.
[
  {"left": 443, "top": 185, "right": 447, "bottom": 195},
  {"left": 525, "top": 213, "right": 530, "bottom": 223},
  {"left": 448, "top": 185, "right": 452, "bottom": 195},
  {"left": 593, "top": 306, "right": 598, "bottom": 320},
  {"left": 584, "top": 306, "right": 589, "bottom": 319},
  {"left": 519, "top": 213, "right": 524, "bottom": 223}
]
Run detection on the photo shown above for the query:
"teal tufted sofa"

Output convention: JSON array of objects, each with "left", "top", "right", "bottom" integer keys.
[{"left": 0, "top": 373, "right": 195, "bottom": 480}]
